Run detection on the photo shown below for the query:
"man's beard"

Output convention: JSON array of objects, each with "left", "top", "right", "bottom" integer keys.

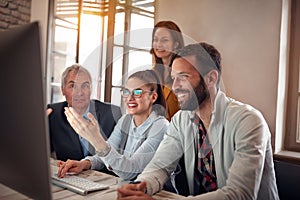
[{"left": 176, "top": 78, "right": 209, "bottom": 111}]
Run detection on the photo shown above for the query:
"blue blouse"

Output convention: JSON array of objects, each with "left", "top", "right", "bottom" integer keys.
[{"left": 85, "top": 111, "right": 169, "bottom": 180}]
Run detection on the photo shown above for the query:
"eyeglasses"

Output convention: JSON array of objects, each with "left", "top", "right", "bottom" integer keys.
[{"left": 120, "top": 88, "right": 153, "bottom": 98}]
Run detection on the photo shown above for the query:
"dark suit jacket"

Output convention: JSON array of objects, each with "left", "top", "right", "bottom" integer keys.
[{"left": 48, "top": 100, "right": 122, "bottom": 161}]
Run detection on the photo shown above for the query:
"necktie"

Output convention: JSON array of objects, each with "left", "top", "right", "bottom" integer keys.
[
  {"left": 79, "top": 115, "right": 95, "bottom": 156},
  {"left": 79, "top": 136, "right": 90, "bottom": 157},
  {"left": 194, "top": 115, "right": 217, "bottom": 192}
]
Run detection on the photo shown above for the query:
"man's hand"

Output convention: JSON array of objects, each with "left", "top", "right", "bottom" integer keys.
[
  {"left": 117, "top": 182, "right": 154, "bottom": 200},
  {"left": 47, "top": 108, "right": 53, "bottom": 116}
]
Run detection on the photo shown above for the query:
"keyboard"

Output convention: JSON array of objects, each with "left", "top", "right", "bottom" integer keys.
[{"left": 52, "top": 173, "right": 109, "bottom": 195}]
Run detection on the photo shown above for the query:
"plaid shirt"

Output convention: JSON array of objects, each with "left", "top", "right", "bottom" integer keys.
[{"left": 193, "top": 114, "right": 217, "bottom": 192}]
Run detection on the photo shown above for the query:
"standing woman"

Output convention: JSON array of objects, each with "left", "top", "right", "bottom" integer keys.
[
  {"left": 151, "top": 21, "right": 184, "bottom": 121},
  {"left": 57, "top": 70, "right": 168, "bottom": 181}
]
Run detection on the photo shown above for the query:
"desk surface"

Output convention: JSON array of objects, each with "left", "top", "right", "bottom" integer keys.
[{"left": 0, "top": 159, "right": 185, "bottom": 200}]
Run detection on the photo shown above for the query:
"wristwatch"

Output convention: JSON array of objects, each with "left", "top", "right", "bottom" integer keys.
[{"left": 95, "top": 142, "right": 111, "bottom": 157}]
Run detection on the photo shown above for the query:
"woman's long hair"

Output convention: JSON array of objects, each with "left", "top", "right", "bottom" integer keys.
[
  {"left": 127, "top": 70, "right": 166, "bottom": 116},
  {"left": 150, "top": 21, "right": 184, "bottom": 84}
]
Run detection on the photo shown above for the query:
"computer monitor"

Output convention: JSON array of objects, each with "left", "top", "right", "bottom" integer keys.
[{"left": 0, "top": 22, "right": 52, "bottom": 199}]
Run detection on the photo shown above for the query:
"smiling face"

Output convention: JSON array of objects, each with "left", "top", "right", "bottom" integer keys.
[
  {"left": 123, "top": 77, "right": 157, "bottom": 118},
  {"left": 171, "top": 55, "right": 209, "bottom": 111},
  {"left": 152, "top": 27, "right": 178, "bottom": 61},
  {"left": 62, "top": 70, "right": 91, "bottom": 115}
]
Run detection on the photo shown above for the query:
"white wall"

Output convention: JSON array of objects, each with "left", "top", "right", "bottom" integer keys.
[
  {"left": 31, "top": 0, "right": 49, "bottom": 100},
  {"left": 31, "top": 0, "right": 49, "bottom": 68},
  {"left": 156, "top": 0, "right": 282, "bottom": 137}
]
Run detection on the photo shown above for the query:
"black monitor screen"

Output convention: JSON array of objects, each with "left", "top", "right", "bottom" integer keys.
[{"left": 0, "top": 22, "right": 52, "bottom": 200}]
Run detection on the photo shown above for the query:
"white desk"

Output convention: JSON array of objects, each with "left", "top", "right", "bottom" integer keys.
[{"left": 0, "top": 159, "right": 185, "bottom": 200}]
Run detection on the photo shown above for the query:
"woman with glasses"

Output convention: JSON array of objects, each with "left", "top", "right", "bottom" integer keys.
[{"left": 57, "top": 70, "right": 168, "bottom": 181}]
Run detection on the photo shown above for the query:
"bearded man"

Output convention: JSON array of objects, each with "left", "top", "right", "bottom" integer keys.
[{"left": 117, "top": 43, "right": 279, "bottom": 200}]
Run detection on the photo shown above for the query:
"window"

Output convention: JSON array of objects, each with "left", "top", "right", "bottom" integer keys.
[
  {"left": 285, "top": 0, "right": 300, "bottom": 152},
  {"left": 275, "top": 0, "right": 300, "bottom": 161},
  {"left": 47, "top": 0, "right": 155, "bottom": 109}
]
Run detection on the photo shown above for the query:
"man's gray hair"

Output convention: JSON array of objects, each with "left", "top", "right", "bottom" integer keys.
[{"left": 61, "top": 64, "right": 92, "bottom": 88}]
